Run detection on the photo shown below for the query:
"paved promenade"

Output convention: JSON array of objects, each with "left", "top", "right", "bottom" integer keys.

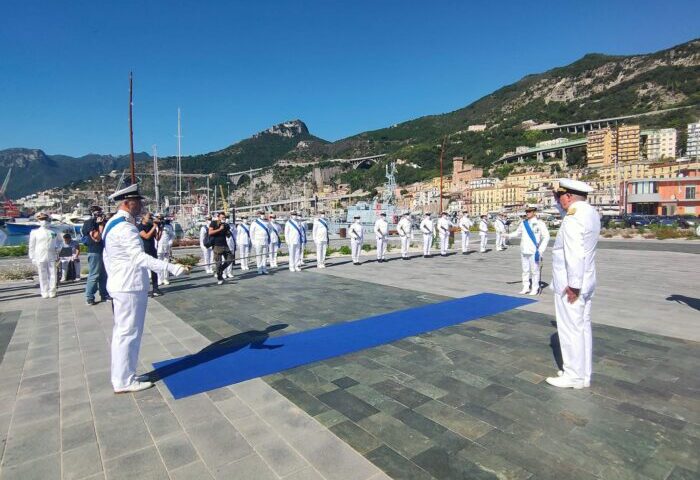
[{"left": 0, "top": 242, "right": 698, "bottom": 479}]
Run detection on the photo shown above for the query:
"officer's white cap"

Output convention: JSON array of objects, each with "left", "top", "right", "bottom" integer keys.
[
  {"left": 556, "top": 179, "right": 594, "bottom": 195},
  {"left": 109, "top": 183, "right": 144, "bottom": 202}
]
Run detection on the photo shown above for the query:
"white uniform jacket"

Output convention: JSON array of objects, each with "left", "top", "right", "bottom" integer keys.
[
  {"left": 225, "top": 225, "right": 237, "bottom": 251},
  {"left": 312, "top": 218, "right": 330, "bottom": 243},
  {"left": 270, "top": 222, "right": 281, "bottom": 245},
  {"left": 374, "top": 218, "right": 388, "bottom": 240},
  {"left": 199, "top": 225, "right": 209, "bottom": 248},
  {"left": 284, "top": 219, "right": 303, "bottom": 244},
  {"left": 250, "top": 218, "right": 271, "bottom": 245},
  {"left": 437, "top": 217, "right": 452, "bottom": 237},
  {"left": 103, "top": 210, "right": 173, "bottom": 294},
  {"left": 28, "top": 226, "right": 61, "bottom": 263},
  {"left": 237, "top": 223, "right": 252, "bottom": 247},
  {"left": 508, "top": 218, "right": 550, "bottom": 256},
  {"left": 157, "top": 224, "right": 175, "bottom": 254},
  {"left": 478, "top": 220, "right": 488, "bottom": 234},
  {"left": 493, "top": 218, "right": 506, "bottom": 233},
  {"left": 459, "top": 216, "right": 473, "bottom": 233},
  {"left": 348, "top": 222, "right": 364, "bottom": 242},
  {"left": 419, "top": 218, "right": 434, "bottom": 236},
  {"left": 397, "top": 218, "right": 412, "bottom": 237},
  {"left": 551, "top": 201, "right": 600, "bottom": 297}
]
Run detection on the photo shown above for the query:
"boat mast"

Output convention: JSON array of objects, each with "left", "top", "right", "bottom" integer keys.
[
  {"left": 439, "top": 136, "right": 446, "bottom": 213},
  {"left": 129, "top": 72, "right": 136, "bottom": 184},
  {"left": 152, "top": 144, "right": 160, "bottom": 212},
  {"left": 176, "top": 108, "right": 182, "bottom": 212}
]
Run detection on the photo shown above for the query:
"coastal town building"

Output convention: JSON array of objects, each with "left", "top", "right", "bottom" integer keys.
[
  {"left": 688, "top": 122, "right": 700, "bottom": 159},
  {"left": 624, "top": 174, "right": 699, "bottom": 215},
  {"left": 642, "top": 128, "right": 677, "bottom": 161}
]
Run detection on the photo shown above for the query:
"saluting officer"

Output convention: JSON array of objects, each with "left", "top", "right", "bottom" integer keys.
[
  {"left": 546, "top": 179, "right": 599, "bottom": 389},
  {"left": 102, "top": 184, "right": 185, "bottom": 393},
  {"left": 507, "top": 206, "right": 550, "bottom": 295}
]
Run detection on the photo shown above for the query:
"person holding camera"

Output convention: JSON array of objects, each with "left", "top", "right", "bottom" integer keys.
[
  {"left": 209, "top": 211, "right": 233, "bottom": 285},
  {"left": 82, "top": 205, "right": 110, "bottom": 305},
  {"left": 138, "top": 212, "right": 163, "bottom": 297}
]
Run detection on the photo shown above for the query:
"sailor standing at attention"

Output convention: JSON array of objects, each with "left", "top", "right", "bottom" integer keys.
[
  {"left": 458, "top": 211, "right": 473, "bottom": 254},
  {"left": 250, "top": 211, "right": 270, "bottom": 275},
  {"left": 237, "top": 216, "right": 251, "bottom": 271},
  {"left": 374, "top": 212, "right": 389, "bottom": 262},
  {"left": 297, "top": 214, "right": 308, "bottom": 268},
  {"left": 268, "top": 214, "right": 281, "bottom": 268},
  {"left": 312, "top": 211, "right": 330, "bottom": 268},
  {"left": 419, "top": 213, "right": 434, "bottom": 258},
  {"left": 507, "top": 206, "right": 550, "bottom": 295},
  {"left": 397, "top": 212, "right": 412, "bottom": 259},
  {"left": 478, "top": 215, "right": 489, "bottom": 253},
  {"left": 28, "top": 212, "right": 61, "bottom": 298},
  {"left": 199, "top": 219, "right": 214, "bottom": 275},
  {"left": 349, "top": 215, "right": 364, "bottom": 265},
  {"left": 437, "top": 211, "right": 452, "bottom": 257},
  {"left": 493, "top": 214, "right": 507, "bottom": 251},
  {"left": 102, "top": 184, "right": 185, "bottom": 393},
  {"left": 545, "top": 179, "right": 599, "bottom": 389},
  {"left": 284, "top": 212, "right": 303, "bottom": 272}
]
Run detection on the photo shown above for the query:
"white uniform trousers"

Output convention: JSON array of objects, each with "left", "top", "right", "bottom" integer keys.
[
  {"left": 157, "top": 252, "right": 170, "bottom": 284},
  {"left": 269, "top": 243, "right": 279, "bottom": 267},
  {"left": 495, "top": 232, "right": 503, "bottom": 250},
  {"left": 297, "top": 244, "right": 306, "bottom": 267},
  {"left": 479, "top": 233, "right": 488, "bottom": 252},
  {"left": 351, "top": 239, "right": 362, "bottom": 263},
  {"left": 520, "top": 254, "right": 541, "bottom": 292},
  {"left": 239, "top": 244, "right": 250, "bottom": 270},
  {"left": 287, "top": 243, "right": 300, "bottom": 271},
  {"left": 400, "top": 236, "right": 410, "bottom": 258},
  {"left": 461, "top": 232, "right": 470, "bottom": 253},
  {"left": 315, "top": 241, "right": 327, "bottom": 267},
  {"left": 110, "top": 291, "right": 148, "bottom": 390},
  {"left": 439, "top": 235, "right": 449, "bottom": 255},
  {"left": 36, "top": 261, "right": 57, "bottom": 297},
  {"left": 422, "top": 234, "right": 432, "bottom": 256},
  {"left": 376, "top": 237, "right": 387, "bottom": 260},
  {"left": 59, "top": 258, "right": 80, "bottom": 281},
  {"left": 200, "top": 246, "right": 213, "bottom": 274},
  {"left": 500, "top": 233, "right": 508, "bottom": 249},
  {"left": 554, "top": 293, "right": 593, "bottom": 384},
  {"left": 253, "top": 243, "right": 268, "bottom": 271}
]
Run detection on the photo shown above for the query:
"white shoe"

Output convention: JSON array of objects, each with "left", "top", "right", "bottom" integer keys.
[
  {"left": 528, "top": 289, "right": 539, "bottom": 296},
  {"left": 545, "top": 375, "right": 584, "bottom": 389},
  {"left": 519, "top": 287, "right": 530, "bottom": 294},
  {"left": 295, "top": 268, "right": 302, "bottom": 272},
  {"left": 114, "top": 381, "right": 154, "bottom": 394},
  {"left": 163, "top": 280, "right": 170, "bottom": 285},
  {"left": 557, "top": 370, "right": 590, "bottom": 387},
  {"left": 217, "top": 280, "right": 224, "bottom": 285},
  {"left": 49, "top": 293, "right": 57, "bottom": 298}
]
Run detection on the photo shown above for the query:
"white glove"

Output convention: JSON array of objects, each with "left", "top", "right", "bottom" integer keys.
[{"left": 167, "top": 264, "right": 186, "bottom": 277}]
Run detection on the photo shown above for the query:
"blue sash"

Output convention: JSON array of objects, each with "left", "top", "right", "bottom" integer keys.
[
  {"left": 319, "top": 219, "right": 329, "bottom": 243},
  {"left": 241, "top": 225, "right": 251, "bottom": 246},
  {"left": 271, "top": 224, "right": 281, "bottom": 248},
  {"left": 523, "top": 220, "right": 540, "bottom": 263},
  {"left": 288, "top": 220, "right": 302, "bottom": 243},
  {"left": 255, "top": 219, "right": 270, "bottom": 244},
  {"left": 300, "top": 224, "right": 307, "bottom": 244},
  {"left": 102, "top": 216, "right": 126, "bottom": 246}
]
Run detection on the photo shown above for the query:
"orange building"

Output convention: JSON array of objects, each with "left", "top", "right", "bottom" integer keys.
[{"left": 624, "top": 174, "right": 699, "bottom": 215}]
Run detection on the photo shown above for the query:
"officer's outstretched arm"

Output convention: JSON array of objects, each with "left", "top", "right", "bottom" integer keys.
[{"left": 122, "top": 226, "right": 185, "bottom": 277}]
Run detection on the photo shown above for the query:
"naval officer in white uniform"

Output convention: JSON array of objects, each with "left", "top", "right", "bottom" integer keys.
[
  {"left": 284, "top": 212, "right": 303, "bottom": 272},
  {"left": 374, "top": 212, "right": 389, "bottom": 262},
  {"left": 250, "top": 211, "right": 271, "bottom": 275},
  {"left": 397, "top": 212, "right": 412, "bottom": 259},
  {"left": 419, "top": 213, "right": 434, "bottom": 257},
  {"left": 546, "top": 179, "right": 599, "bottom": 389},
  {"left": 268, "top": 214, "right": 281, "bottom": 268},
  {"left": 312, "top": 211, "right": 330, "bottom": 268},
  {"left": 102, "top": 184, "right": 185, "bottom": 393},
  {"left": 28, "top": 212, "right": 61, "bottom": 298},
  {"left": 478, "top": 215, "right": 489, "bottom": 252},
  {"left": 458, "top": 211, "right": 473, "bottom": 254},
  {"left": 348, "top": 215, "right": 364, "bottom": 265},
  {"left": 437, "top": 211, "right": 452, "bottom": 256},
  {"left": 236, "top": 217, "right": 252, "bottom": 271},
  {"left": 507, "top": 206, "right": 550, "bottom": 295}
]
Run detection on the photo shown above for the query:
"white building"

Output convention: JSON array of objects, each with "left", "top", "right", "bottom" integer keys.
[
  {"left": 467, "top": 124, "right": 487, "bottom": 132},
  {"left": 688, "top": 122, "right": 700, "bottom": 159},
  {"left": 645, "top": 128, "right": 677, "bottom": 161}
]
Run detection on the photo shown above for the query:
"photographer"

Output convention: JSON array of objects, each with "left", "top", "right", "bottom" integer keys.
[
  {"left": 82, "top": 205, "right": 110, "bottom": 305},
  {"left": 208, "top": 211, "right": 233, "bottom": 285},
  {"left": 138, "top": 212, "right": 163, "bottom": 297}
]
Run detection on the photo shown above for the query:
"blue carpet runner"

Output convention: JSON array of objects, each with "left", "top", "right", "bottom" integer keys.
[{"left": 154, "top": 293, "right": 535, "bottom": 399}]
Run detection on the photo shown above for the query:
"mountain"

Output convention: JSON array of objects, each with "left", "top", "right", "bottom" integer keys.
[{"left": 0, "top": 149, "right": 149, "bottom": 198}]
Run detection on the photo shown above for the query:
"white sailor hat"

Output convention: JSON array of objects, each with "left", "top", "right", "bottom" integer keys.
[
  {"left": 556, "top": 179, "right": 594, "bottom": 196},
  {"left": 109, "top": 183, "right": 144, "bottom": 202}
]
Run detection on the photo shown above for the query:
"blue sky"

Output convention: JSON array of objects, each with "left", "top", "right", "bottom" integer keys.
[{"left": 1, "top": 0, "right": 698, "bottom": 157}]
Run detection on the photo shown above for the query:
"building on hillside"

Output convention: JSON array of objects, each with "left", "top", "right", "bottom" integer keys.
[
  {"left": 536, "top": 138, "right": 569, "bottom": 148},
  {"left": 687, "top": 122, "right": 700, "bottom": 159},
  {"left": 642, "top": 128, "right": 677, "bottom": 161},
  {"left": 467, "top": 125, "right": 487, "bottom": 132},
  {"left": 451, "top": 158, "right": 483, "bottom": 191},
  {"left": 503, "top": 171, "right": 550, "bottom": 190},
  {"left": 586, "top": 128, "right": 617, "bottom": 168},
  {"left": 469, "top": 183, "right": 527, "bottom": 216},
  {"left": 617, "top": 125, "right": 640, "bottom": 163},
  {"left": 624, "top": 174, "right": 699, "bottom": 215},
  {"left": 468, "top": 177, "right": 498, "bottom": 189}
]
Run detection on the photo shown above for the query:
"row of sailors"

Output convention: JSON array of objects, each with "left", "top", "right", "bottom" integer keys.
[{"left": 198, "top": 210, "right": 518, "bottom": 276}]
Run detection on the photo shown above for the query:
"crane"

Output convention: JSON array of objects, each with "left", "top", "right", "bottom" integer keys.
[
  {"left": 0, "top": 168, "right": 11, "bottom": 198},
  {"left": 219, "top": 184, "right": 229, "bottom": 215}
]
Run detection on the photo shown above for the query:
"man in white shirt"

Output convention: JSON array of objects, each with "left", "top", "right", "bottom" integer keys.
[
  {"left": 28, "top": 212, "right": 61, "bottom": 298},
  {"left": 312, "top": 211, "right": 330, "bottom": 268},
  {"left": 268, "top": 214, "right": 281, "bottom": 268},
  {"left": 102, "top": 184, "right": 185, "bottom": 393},
  {"left": 199, "top": 219, "right": 214, "bottom": 275},
  {"left": 458, "top": 211, "right": 473, "bottom": 254},
  {"left": 397, "top": 212, "right": 412, "bottom": 259},
  {"left": 250, "top": 211, "right": 271, "bottom": 275},
  {"left": 507, "top": 207, "right": 550, "bottom": 295},
  {"left": 236, "top": 217, "right": 252, "bottom": 271},
  {"left": 493, "top": 214, "right": 507, "bottom": 251},
  {"left": 374, "top": 212, "right": 389, "bottom": 263},
  {"left": 478, "top": 215, "right": 489, "bottom": 253},
  {"left": 419, "top": 213, "right": 434, "bottom": 258},
  {"left": 546, "top": 179, "right": 599, "bottom": 390},
  {"left": 437, "top": 212, "right": 453, "bottom": 257},
  {"left": 284, "top": 212, "right": 303, "bottom": 272},
  {"left": 348, "top": 215, "right": 364, "bottom": 265}
]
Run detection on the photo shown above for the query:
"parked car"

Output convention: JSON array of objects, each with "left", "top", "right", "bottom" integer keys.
[
  {"left": 628, "top": 215, "right": 653, "bottom": 228},
  {"left": 602, "top": 215, "right": 627, "bottom": 228}
]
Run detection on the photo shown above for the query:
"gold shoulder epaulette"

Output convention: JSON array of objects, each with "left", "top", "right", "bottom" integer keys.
[{"left": 567, "top": 207, "right": 577, "bottom": 216}]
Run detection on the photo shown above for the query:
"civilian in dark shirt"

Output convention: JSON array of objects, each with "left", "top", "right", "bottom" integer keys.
[
  {"left": 82, "top": 205, "right": 110, "bottom": 305},
  {"left": 209, "top": 211, "right": 233, "bottom": 284},
  {"left": 138, "top": 212, "right": 163, "bottom": 296}
]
